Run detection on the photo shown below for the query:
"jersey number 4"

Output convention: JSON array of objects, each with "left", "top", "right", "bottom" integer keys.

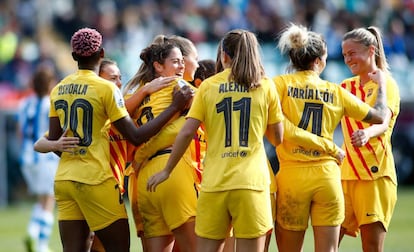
[
  {"left": 216, "top": 97, "right": 251, "bottom": 147},
  {"left": 298, "top": 102, "right": 323, "bottom": 136}
]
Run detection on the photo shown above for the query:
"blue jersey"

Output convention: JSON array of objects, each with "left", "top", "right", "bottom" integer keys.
[{"left": 18, "top": 95, "right": 59, "bottom": 166}]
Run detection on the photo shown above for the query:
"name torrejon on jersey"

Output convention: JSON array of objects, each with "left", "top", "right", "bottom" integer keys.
[
  {"left": 219, "top": 82, "right": 249, "bottom": 93},
  {"left": 287, "top": 85, "right": 334, "bottom": 104},
  {"left": 58, "top": 83, "right": 88, "bottom": 95}
]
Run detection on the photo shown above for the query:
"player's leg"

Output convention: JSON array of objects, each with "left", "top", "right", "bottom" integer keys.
[
  {"left": 55, "top": 180, "right": 92, "bottom": 251},
  {"left": 196, "top": 237, "right": 224, "bottom": 252},
  {"left": 236, "top": 235, "right": 266, "bottom": 252},
  {"left": 275, "top": 225, "right": 305, "bottom": 252},
  {"left": 59, "top": 220, "right": 90, "bottom": 252},
  {"left": 78, "top": 179, "right": 130, "bottom": 252},
  {"left": 360, "top": 222, "right": 386, "bottom": 252},
  {"left": 95, "top": 219, "right": 130, "bottom": 252},
  {"left": 274, "top": 167, "right": 311, "bottom": 252},
  {"left": 230, "top": 190, "right": 272, "bottom": 252},
  {"left": 146, "top": 235, "right": 175, "bottom": 252},
  {"left": 263, "top": 228, "right": 272, "bottom": 252},
  {"left": 172, "top": 219, "right": 197, "bottom": 252},
  {"left": 358, "top": 178, "right": 396, "bottom": 252},
  {"left": 222, "top": 235, "right": 235, "bottom": 252},
  {"left": 311, "top": 164, "right": 343, "bottom": 252},
  {"left": 313, "top": 225, "right": 340, "bottom": 252}
]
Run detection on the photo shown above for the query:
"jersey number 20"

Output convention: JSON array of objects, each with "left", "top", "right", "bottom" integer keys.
[{"left": 54, "top": 98, "right": 93, "bottom": 146}]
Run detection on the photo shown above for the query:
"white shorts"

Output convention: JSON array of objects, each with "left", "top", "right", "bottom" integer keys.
[{"left": 21, "top": 162, "right": 57, "bottom": 195}]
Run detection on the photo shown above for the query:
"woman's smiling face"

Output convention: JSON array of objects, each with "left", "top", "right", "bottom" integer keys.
[
  {"left": 156, "top": 47, "right": 185, "bottom": 78},
  {"left": 342, "top": 39, "right": 372, "bottom": 76}
]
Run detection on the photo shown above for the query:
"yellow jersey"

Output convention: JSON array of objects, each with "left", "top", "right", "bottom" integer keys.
[
  {"left": 273, "top": 70, "right": 371, "bottom": 167},
  {"left": 340, "top": 75, "right": 400, "bottom": 183},
  {"left": 188, "top": 68, "right": 284, "bottom": 192},
  {"left": 49, "top": 70, "right": 128, "bottom": 184}
]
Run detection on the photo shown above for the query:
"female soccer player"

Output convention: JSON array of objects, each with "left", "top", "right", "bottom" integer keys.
[
  {"left": 339, "top": 26, "right": 400, "bottom": 252},
  {"left": 272, "top": 23, "right": 389, "bottom": 252},
  {"left": 47, "top": 27, "right": 192, "bottom": 252},
  {"left": 147, "top": 29, "right": 284, "bottom": 252},
  {"left": 124, "top": 38, "right": 198, "bottom": 252}
]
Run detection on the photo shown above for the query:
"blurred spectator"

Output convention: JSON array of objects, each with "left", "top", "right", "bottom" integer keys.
[{"left": 1, "top": 0, "right": 414, "bottom": 84}]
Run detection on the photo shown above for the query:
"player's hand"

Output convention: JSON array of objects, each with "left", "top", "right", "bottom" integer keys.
[
  {"left": 143, "top": 76, "right": 175, "bottom": 95},
  {"left": 335, "top": 148, "right": 346, "bottom": 165},
  {"left": 171, "top": 85, "right": 194, "bottom": 111},
  {"left": 147, "top": 169, "right": 171, "bottom": 192},
  {"left": 55, "top": 129, "right": 79, "bottom": 153},
  {"left": 368, "top": 69, "right": 385, "bottom": 86},
  {"left": 351, "top": 129, "right": 369, "bottom": 147}
]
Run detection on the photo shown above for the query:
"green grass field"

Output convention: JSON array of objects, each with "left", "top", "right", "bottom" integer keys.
[{"left": 1, "top": 186, "right": 413, "bottom": 252}]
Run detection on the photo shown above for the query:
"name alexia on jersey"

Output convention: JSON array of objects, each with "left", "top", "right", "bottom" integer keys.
[
  {"left": 287, "top": 85, "right": 334, "bottom": 104},
  {"left": 219, "top": 82, "right": 249, "bottom": 93}
]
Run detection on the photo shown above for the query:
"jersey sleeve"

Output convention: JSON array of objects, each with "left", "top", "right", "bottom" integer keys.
[
  {"left": 49, "top": 86, "right": 58, "bottom": 118},
  {"left": 340, "top": 86, "right": 371, "bottom": 121},
  {"left": 105, "top": 84, "right": 129, "bottom": 123},
  {"left": 283, "top": 118, "right": 340, "bottom": 156},
  {"left": 386, "top": 77, "right": 400, "bottom": 120},
  {"left": 266, "top": 78, "right": 284, "bottom": 125},
  {"left": 187, "top": 83, "right": 205, "bottom": 122}
]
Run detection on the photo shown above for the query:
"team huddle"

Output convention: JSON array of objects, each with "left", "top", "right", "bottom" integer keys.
[{"left": 19, "top": 22, "right": 399, "bottom": 252}]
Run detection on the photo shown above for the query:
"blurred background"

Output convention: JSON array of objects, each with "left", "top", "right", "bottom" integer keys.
[{"left": 1, "top": 0, "right": 414, "bottom": 207}]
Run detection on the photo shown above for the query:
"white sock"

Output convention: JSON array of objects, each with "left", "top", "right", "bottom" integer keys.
[
  {"left": 38, "top": 209, "right": 54, "bottom": 252},
  {"left": 27, "top": 203, "right": 42, "bottom": 239}
]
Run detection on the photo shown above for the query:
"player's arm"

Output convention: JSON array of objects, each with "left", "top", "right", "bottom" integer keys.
[
  {"left": 114, "top": 85, "right": 193, "bottom": 146},
  {"left": 34, "top": 129, "right": 79, "bottom": 153},
  {"left": 124, "top": 76, "right": 176, "bottom": 115},
  {"left": 361, "top": 69, "right": 388, "bottom": 124},
  {"left": 147, "top": 117, "right": 201, "bottom": 192},
  {"left": 265, "top": 121, "right": 283, "bottom": 147},
  {"left": 283, "top": 118, "right": 345, "bottom": 163},
  {"left": 283, "top": 118, "right": 343, "bottom": 156},
  {"left": 132, "top": 117, "right": 185, "bottom": 173},
  {"left": 351, "top": 108, "right": 391, "bottom": 147}
]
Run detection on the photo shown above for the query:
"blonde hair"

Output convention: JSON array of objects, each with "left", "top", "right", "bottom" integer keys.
[
  {"left": 168, "top": 35, "right": 195, "bottom": 57},
  {"left": 277, "top": 23, "right": 326, "bottom": 72},
  {"left": 222, "top": 29, "right": 264, "bottom": 89},
  {"left": 342, "top": 26, "right": 390, "bottom": 74}
]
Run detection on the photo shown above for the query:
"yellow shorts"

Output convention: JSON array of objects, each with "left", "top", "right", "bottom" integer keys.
[
  {"left": 270, "top": 192, "right": 276, "bottom": 222},
  {"left": 54, "top": 178, "right": 128, "bottom": 231},
  {"left": 275, "top": 163, "right": 344, "bottom": 231},
  {"left": 268, "top": 161, "right": 276, "bottom": 222},
  {"left": 196, "top": 189, "right": 273, "bottom": 240},
  {"left": 268, "top": 160, "right": 276, "bottom": 194},
  {"left": 128, "top": 171, "right": 144, "bottom": 237},
  {"left": 137, "top": 153, "right": 197, "bottom": 238},
  {"left": 341, "top": 177, "right": 397, "bottom": 237}
]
